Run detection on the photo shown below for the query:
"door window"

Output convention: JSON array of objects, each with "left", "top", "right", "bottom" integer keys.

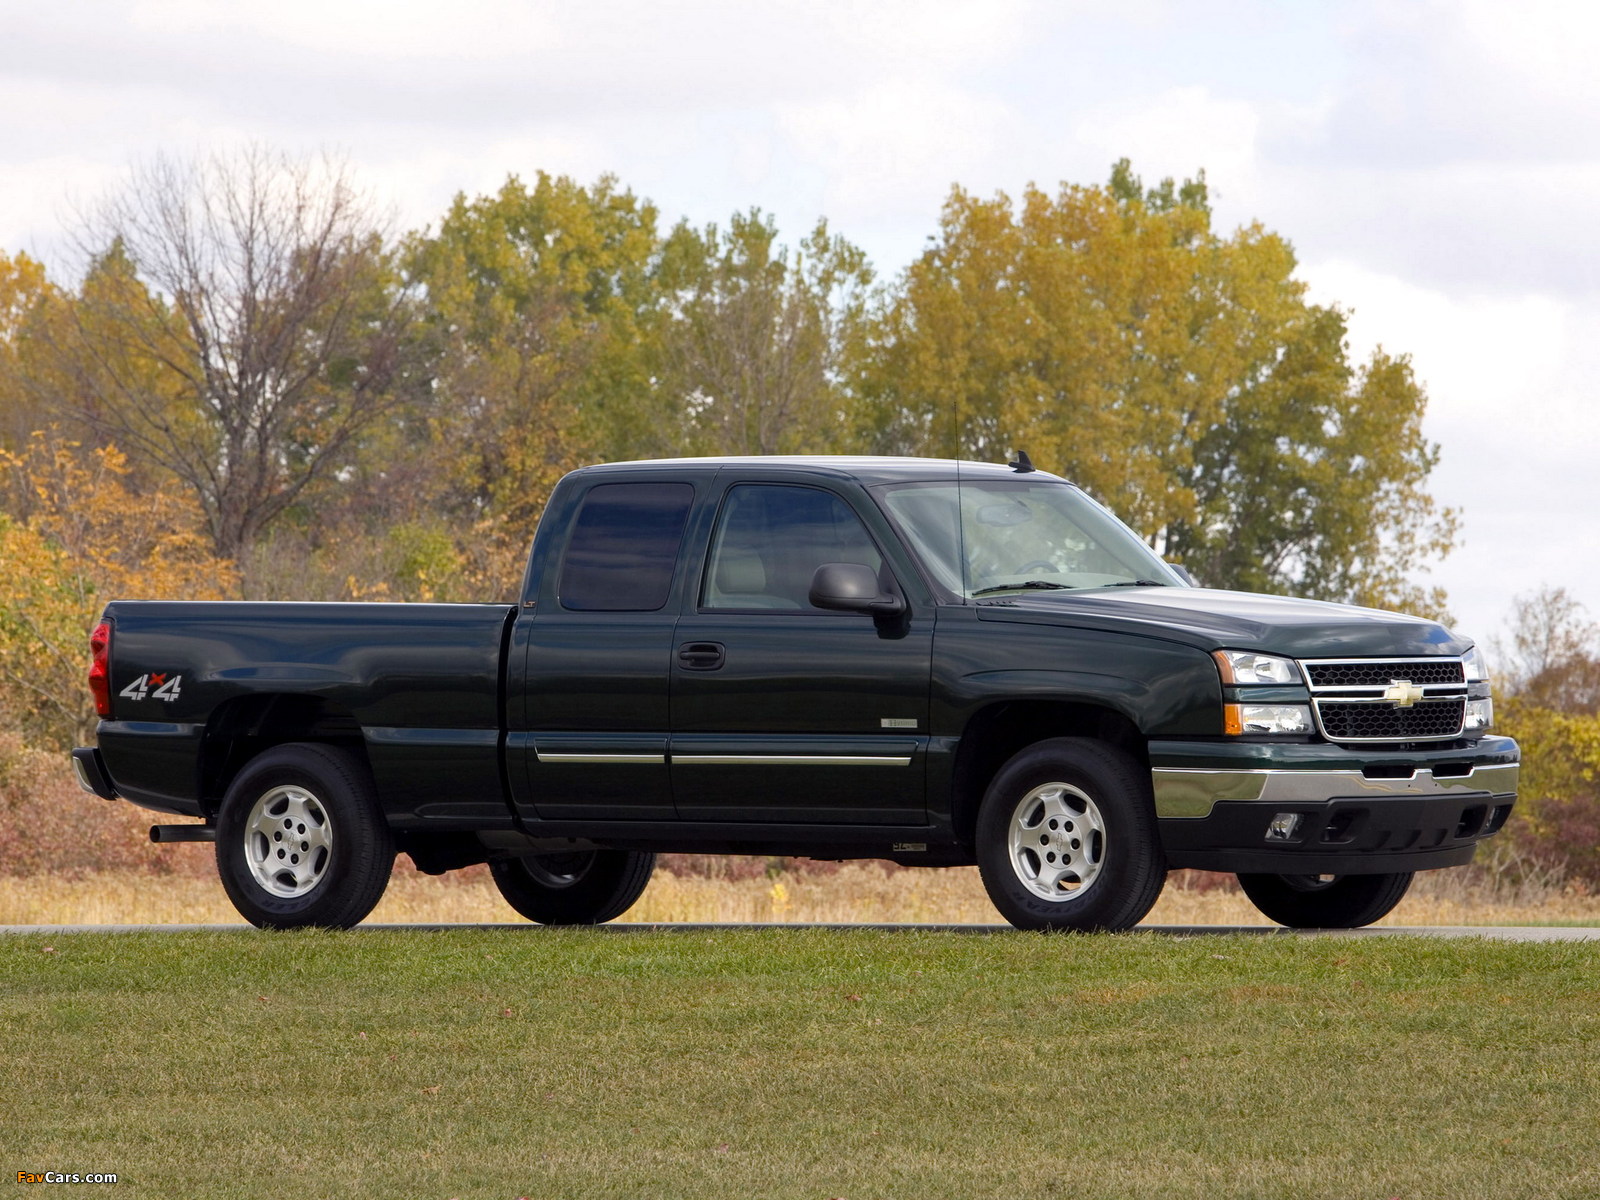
[
  {"left": 558, "top": 482, "right": 695, "bottom": 611},
  {"left": 702, "top": 485, "right": 883, "bottom": 611}
]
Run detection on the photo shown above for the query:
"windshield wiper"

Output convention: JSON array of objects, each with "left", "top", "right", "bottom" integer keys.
[
  {"left": 1104, "top": 579, "right": 1168, "bottom": 587},
  {"left": 972, "top": 581, "right": 1075, "bottom": 597}
]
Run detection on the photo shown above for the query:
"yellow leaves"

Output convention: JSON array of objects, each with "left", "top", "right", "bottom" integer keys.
[
  {"left": 0, "top": 428, "right": 238, "bottom": 748},
  {"left": 3, "top": 429, "right": 238, "bottom": 604},
  {"left": 769, "top": 879, "right": 792, "bottom": 919},
  {"left": 385, "top": 522, "right": 464, "bottom": 603},
  {"left": 1495, "top": 697, "right": 1600, "bottom": 885},
  {"left": 0, "top": 249, "right": 51, "bottom": 343},
  {"left": 867, "top": 172, "right": 1303, "bottom": 538},
  {"left": 859, "top": 165, "right": 1452, "bottom": 613},
  {"left": 0, "top": 515, "right": 100, "bottom": 747}
]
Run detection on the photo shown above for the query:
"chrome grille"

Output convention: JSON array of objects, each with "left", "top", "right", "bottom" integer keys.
[
  {"left": 1316, "top": 699, "right": 1466, "bottom": 741},
  {"left": 1305, "top": 660, "right": 1464, "bottom": 688},
  {"left": 1299, "top": 655, "right": 1470, "bottom": 743}
]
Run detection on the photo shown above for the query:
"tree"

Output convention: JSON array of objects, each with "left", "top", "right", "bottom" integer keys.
[
  {"left": 656, "top": 211, "right": 873, "bottom": 455},
  {"left": 856, "top": 160, "right": 1457, "bottom": 615},
  {"left": 26, "top": 148, "right": 416, "bottom": 588},
  {"left": 409, "top": 171, "right": 664, "bottom": 545},
  {"left": 1167, "top": 307, "right": 1458, "bottom": 617},
  {"left": 1494, "top": 586, "right": 1600, "bottom": 713},
  {"left": 0, "top": 250, "right": 62, "bottom": 453},
  {"left": 0, "top": 430, "right": 238, "bottom": 749}
]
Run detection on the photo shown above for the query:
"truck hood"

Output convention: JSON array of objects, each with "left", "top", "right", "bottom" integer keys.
[{"left": 973, "top": 586, "right": 1470, "bottom": 659}]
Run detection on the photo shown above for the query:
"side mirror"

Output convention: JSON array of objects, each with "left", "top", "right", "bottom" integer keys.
[
  {"left": 809, "top": 562, "right": 905, "bottom": 616},
  {"left": 1165, "top": 562, "right": 1198, "bottom": 587}
]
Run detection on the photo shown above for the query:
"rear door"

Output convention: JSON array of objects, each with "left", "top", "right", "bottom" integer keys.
[
  {"left": 669, "top": 479, "right": 933, "bottom": 824},
  {"left": 511, "top": 473, "right": 704, "bottom": 822}
]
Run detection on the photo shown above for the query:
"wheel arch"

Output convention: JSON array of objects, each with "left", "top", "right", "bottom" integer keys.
[
  {"left": 198, "top": 693, "right": 370, "bottom": 820},
  {"left": 950, "top": 700, "right": 1149, "bottom": 846}
]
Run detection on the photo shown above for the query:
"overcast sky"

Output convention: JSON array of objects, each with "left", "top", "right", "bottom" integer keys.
[{"left": 3, "top": 0, "right": 1596, "bottom": 651}]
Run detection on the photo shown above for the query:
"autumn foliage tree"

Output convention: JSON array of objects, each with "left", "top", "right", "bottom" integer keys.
[
  {"left": 656, "top": 210, "right": 872, "bottom": 456},
  {"left": 412, "top": 173, "right": 663, "bottom": 530},
  {"left": 0, "top": 250, "right": 58, "bottom": 453},
  {"left": 0, "top": 430, "right": 238, "bottom": 748},
  {"left": 0, "top": 154, "right": 1474, "bottom": 675},
  {"left": 1473, "top": 587, "right": 1600, "bottom": 887},
  {"left": 856, "top": 161, "right": 1457, "bottom": 616}
]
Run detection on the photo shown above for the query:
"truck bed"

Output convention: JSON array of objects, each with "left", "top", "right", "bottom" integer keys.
[{"left": 95, "top": 601, "right": 517, "bottom": 825}]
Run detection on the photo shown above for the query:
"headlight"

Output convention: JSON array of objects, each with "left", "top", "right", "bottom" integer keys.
[
  {"left": 1462, "top": 646, "right": 1485, "bottom": 682},
  {"left": 1213, "top": 650, "right": 1302, "bottom": 686},
  {"left": 1224, "top": 703, "right": 1315, "bottom": 736},
  {"left": 1465, "top": 698, "right": 1493, "bottom": 731}
]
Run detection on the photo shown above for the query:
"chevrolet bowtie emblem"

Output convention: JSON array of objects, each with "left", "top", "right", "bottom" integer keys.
[{"left": 1382, "top": 679, "right": 1426, "bottom": 707}]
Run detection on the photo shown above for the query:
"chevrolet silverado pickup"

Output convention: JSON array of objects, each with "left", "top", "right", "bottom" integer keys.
[{"left": 71, "top": 456, "right": 1519, "bottom": 931}]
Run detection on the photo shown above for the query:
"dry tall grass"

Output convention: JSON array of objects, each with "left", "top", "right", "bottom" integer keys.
[{"left": 5, "top": 861, "right": 1598, "bottom": 927}]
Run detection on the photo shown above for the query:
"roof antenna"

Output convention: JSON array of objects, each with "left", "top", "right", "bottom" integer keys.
[{"left": 1008, "top": 449, "right": 1035, "bottom": 473}]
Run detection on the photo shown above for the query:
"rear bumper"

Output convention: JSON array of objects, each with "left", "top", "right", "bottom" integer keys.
[
  {"left": 1149, "top": 736, "right": 1519, "bottom": 875},
  {"left": 70, "top": 747, "right": 120, "bottom": 802}
]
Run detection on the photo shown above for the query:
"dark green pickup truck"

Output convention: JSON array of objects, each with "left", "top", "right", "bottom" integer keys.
[{"left": 72, "top": 456, "right": 1518, "bottom": 931}]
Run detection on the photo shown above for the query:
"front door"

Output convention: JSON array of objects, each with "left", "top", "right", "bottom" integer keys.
[{"left": 670, "top": 482, "right": 933, "bottom": 825}]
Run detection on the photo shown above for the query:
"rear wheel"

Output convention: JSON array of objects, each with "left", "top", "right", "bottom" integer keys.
[
  {"left": 1236, "top": 871, "right": 1413, "bottom": 928},
  {"left": 490, "top": 850, "right": 656, "bottom": 925},
  {"left": 215, "top": 743, "right": 394, "bottom": 929},
  {"left": 975, "top": 738, "right": 1165, "bottom": 932}
]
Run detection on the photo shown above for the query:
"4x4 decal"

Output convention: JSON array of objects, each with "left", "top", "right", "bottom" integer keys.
[{"left": 119, "top": 673, "right": 182, "bottom": 703}]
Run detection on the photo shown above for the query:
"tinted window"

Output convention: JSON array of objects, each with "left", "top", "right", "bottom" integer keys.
[
  {"left": 558, "top": 482, "right": 694, "bottom": 611},
  {"left": 703, "top": 485, "right": 882, "bottom": 611}
]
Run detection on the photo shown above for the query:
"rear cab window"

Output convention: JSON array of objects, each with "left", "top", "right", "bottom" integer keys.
[{"left": 557, "top": 482, "right": 695, "bottom": 612}]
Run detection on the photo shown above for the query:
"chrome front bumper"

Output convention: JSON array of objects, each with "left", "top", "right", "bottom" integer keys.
[{"left": 1152, "top": 762, "right": 1520, "bottom": 819}]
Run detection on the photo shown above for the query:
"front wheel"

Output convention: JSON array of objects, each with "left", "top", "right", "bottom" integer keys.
[
  {"left": 975, "top": 738, "right": 1165, "bottom": 932},
  {"left": 490, "top": 850, "right": 656, "bottom": 925},
  {"left": 215, "top": 743, "right": 395, "bottom": 929},
  {"left": 1237, "top": 871, "right": 1413, "bottom": 928}
]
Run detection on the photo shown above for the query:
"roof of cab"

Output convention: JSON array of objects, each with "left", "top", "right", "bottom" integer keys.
[{"left": 565, "top": 455, "right": 1069, "bottom": 488}]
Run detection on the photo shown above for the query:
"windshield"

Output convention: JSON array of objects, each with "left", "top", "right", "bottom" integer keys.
[{"left": 875, "top": 478, "right": 1185, "bottom": 601}]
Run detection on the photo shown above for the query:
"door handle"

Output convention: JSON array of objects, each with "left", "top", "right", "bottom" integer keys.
[{"left": 677, "top": 642, "right": 725, "bottom": 671}]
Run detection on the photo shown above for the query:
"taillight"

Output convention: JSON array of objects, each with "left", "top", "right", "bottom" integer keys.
[{"left": 88, "top": 619, "right": 112, "bottom": 718}]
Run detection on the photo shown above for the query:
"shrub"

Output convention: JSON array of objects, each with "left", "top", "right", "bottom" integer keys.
[
  {"left": 0, "top": 734, "right": 211, "bottom": 878},
  {"left": 1495, "top": 698, "right": 1600, "bottom": 890}
]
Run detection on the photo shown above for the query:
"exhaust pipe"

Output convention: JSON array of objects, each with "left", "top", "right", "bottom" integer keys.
[{"left": 149, "top": 825, "right": 216, "bottom": 843}]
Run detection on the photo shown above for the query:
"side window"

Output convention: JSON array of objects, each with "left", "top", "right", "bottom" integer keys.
[
  {"left": 703, "top": 485, "right": 883, "bottom": 611},
  {"left": 558, "top": 482, "right": 694, "bottom": 612}
]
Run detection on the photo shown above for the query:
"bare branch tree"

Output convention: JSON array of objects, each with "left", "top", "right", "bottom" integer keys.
[
  {"left": 41, "top": 146, "right": 416, "bottom": 589},
  {"left": 1494, "top": 585, "right": 1600, "bottom": 712}
]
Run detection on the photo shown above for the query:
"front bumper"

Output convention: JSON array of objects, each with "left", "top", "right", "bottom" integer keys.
[{"left": 1149, "top": 736, "right": 1519, "bottom": 875}]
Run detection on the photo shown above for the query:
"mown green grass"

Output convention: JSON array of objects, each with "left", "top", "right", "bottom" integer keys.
[{"left": 4, "top": 929, "right": 1598, "bottom": 1199}]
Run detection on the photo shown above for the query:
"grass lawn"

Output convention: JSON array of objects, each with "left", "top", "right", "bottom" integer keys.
[{"left": 5, "top": 929, "right": 1598, "bottom": 1199}]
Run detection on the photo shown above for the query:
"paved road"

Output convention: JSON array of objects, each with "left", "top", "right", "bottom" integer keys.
[{"left": 3, "top": 922, "right": 1599, "bottom": 940}]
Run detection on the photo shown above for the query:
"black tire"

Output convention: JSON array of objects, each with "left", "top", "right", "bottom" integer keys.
[
  {"left": 975, "top": 738, "right": 1165, "bottom": 932},
  {"left": 490, "top": 850, "right": 656, "bottom": 925},
  {"left": 1236, "top": 871, "right": 1413, "bottom": 929},
  {"left": 215, "top": 742, "right": 394, "bottom": 929}
]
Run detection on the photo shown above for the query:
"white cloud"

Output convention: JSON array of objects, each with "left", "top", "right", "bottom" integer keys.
[
  {"left": 779, "top": 80, "right": 1015, "bottom": 224},
  {"left": 1303, "top": 260, "right": 1569, "bottom": 416},
  {"left": 127, "top": 0, "right": 559, "bottom": 59},
  {"left": 1073, "top": 86, "right": 1263, "bottom": 211}
]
